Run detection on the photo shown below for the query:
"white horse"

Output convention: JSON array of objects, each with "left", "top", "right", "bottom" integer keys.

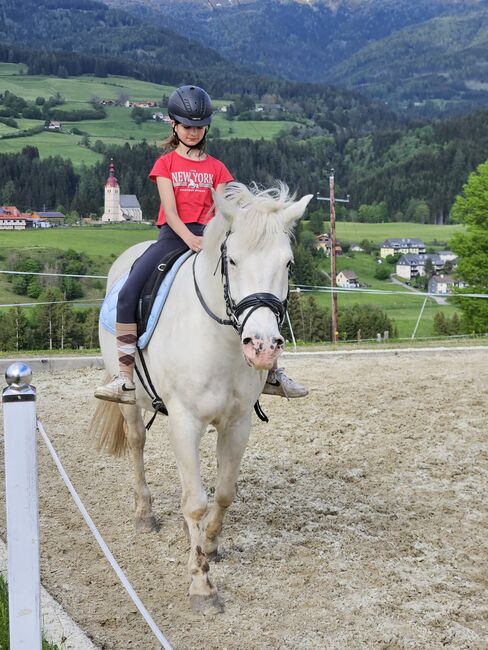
[{"left": 90, "top": 182, "right": 312, "bottom": 611}]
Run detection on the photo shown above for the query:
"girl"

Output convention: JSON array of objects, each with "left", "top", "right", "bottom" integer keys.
[{"left": 95, "top": 85, "right": 307, "bottom": 404}]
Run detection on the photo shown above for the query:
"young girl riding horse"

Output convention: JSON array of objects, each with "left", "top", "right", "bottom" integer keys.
[{"left": 94, "top": 85, "right": 307, "bottom": 404}]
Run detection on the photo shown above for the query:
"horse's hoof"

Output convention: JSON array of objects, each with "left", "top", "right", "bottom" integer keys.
[
  {"left": 190, "top": 593, "right": 224, "bottom": 615},
  {"left": 135, "top": 515, "right": 158, "bottom": 533},
  {"left": 206, "top": 548, "right": 221, "bottom": 562}
]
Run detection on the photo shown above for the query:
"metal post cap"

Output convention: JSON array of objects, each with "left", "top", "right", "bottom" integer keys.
[{"left": 5, "top": 362, "right": 33, "bottom": 388}]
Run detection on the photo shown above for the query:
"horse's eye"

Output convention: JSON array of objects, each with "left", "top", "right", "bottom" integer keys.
[{"left": 229, "top": 258, "right": 237, "bottom": 267}]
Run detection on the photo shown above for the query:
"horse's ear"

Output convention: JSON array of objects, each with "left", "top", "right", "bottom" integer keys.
[
  {"left": 282, "top": 194, "right": 314, "bottom": 227},
  {"left": 212, "top": 188, "right": 235, "bottom": 224}
]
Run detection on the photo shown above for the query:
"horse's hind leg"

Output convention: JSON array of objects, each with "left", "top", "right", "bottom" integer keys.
[
  {"left": 204, "top": 415, "right": 252, "bottom": 558},
  {"left": 120, "top": 404, "right": 157, "bottom": 532}
]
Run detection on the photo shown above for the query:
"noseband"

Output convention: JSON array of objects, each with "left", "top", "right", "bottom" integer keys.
[{"left": 192, "top": 231, "right": 288, "bottom": 337}]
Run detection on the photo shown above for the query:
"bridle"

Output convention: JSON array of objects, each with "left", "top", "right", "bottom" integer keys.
[{"left": 192, "top": 230, "right": 289, "bottom": 337}]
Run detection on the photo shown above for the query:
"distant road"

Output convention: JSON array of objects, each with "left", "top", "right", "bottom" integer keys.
[{"left": 389, "top": 276, "right": 447, "bottom": 305}]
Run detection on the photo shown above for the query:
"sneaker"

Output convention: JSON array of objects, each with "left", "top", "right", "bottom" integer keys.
[
  {"left": 94, "top": 375, "right": 136, "bottom": 404},
  {"left": 262, "top": 368, "right": 309, "bottom": 398}
]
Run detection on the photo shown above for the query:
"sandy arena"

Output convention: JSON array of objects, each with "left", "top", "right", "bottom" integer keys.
[{"left": 1, "top": 349, "right": 487, "bottom": 650}]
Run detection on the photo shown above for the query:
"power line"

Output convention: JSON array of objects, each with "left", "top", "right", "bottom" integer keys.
[{"left": 291, "top": 286, "right": 488, "bottom": 300}]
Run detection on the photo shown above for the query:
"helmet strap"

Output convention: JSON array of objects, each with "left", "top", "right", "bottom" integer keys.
[{"left": 173, "top": 125, "right": 209, "bottom": 156}]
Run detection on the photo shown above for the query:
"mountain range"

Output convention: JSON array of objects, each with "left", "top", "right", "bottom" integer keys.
[{"left": 105, "top": 0, "right": 488, "bottom": 115}]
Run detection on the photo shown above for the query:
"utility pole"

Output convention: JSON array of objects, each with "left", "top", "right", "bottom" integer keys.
[{"left": 317, "top": 171, "right": 350, "bottom": 343}]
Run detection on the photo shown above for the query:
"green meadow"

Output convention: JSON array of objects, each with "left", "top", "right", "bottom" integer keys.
[
  {"left": 309, "top": 221, "right": 465, "bottom": 245},
  {"left": 0, "top": 67, "right": 175, "bottom": 102},
  {"left": 0, "top": 66, "right": 299, "bottom": 164},
  {"left": 0, "top": 225, "right": 463, "bottom": 338},
  {"left": 0, "top": 225, "right": 157, "bottom": 259}
]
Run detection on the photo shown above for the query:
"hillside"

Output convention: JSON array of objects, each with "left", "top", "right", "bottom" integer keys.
[
  {"left": 0, "top": 66, "right": 301, "bottom": 165},
  {"left": 109, "top": 0, "right": 488, "bottom": 115},
  {"left": 0, "top": 0, "right": 402, "bottom": 134}
]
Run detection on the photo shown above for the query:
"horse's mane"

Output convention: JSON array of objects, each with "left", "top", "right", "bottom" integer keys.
[{"left": 204, "top": 182, "right": 296, "bottom": 252}]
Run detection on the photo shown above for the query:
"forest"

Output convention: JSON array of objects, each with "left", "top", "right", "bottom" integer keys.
[{"left": 2, "top": 100, "right": 487, "bottom": 225}]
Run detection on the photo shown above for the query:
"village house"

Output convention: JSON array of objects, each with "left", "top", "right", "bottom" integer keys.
[
  {"left": 101, "top": 160, "right": 142, "bottom": 222},
  {"left": 124, "top": 100, "right": 157, "bottom": 109},
  {"left": 349, "top": 243, "right": 364, "bottom": 252},
  {"left": 32, "top": 211, "right": 65, "bottom": 226},
  {"left": 315, "top": 233, "right": 343, "bottom": 257},
  {"left": 0, "top": 206, "right": 41, "bottom": 230},
  {"left": 336, "top": 270, "right": 359, "bottom": 288},
  {"left": 396, "top": 253, "right": 456, "bottom": 280},
  {"left": 428, "top": 275, "right": 466, "bottom": 295},
  {"left": 380, "top": 237, "right": 426, "bottom": 259},
  {"left": 47, "top": 121, "right": 61, "bottom": 131}
]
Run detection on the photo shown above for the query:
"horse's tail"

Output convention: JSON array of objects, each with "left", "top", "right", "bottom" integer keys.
[{"left": 89, "top": 375, "right": 128, "bottom": 456}]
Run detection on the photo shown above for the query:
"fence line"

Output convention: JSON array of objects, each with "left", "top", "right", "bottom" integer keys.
[
  {"left": 2, "top": 362, "right": 173, "bottom": 650},
  {"left": 1, "top": 268, "right": 487, "bottom": 300}
]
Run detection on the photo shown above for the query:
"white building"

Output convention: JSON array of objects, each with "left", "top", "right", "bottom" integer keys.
[
  {"left": 336, "top": 270, "right": 359, "bottom": 288},
  {"left": 428, "top": 275, "right": 466, "bottom": 294},
  {"left": 101, "top": 160, "right": 142, "bottom": 223},
  {"left": 380, "top": 238, "right": 426, "bottom": 259}
]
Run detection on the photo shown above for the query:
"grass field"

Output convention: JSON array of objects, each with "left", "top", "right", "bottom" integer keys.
[
  {"left": 0, "top": 68, "right": 298, "bottom": 162},
  {"left": 0, "top": 225, "right": 157, "bottom": 260},
  {"left": 333, "top": 221, "right": 464, "bottom": 244},
  {"left": 0, "top": 132, "right": 104, "bottom": 167},
  {"left": 0, "top": 225, "right": 462, "bottom": 337},
  {"left": 312, "top": 250, "right": 460, "bottom": 338},
  {"left": 0, "top": 69, "right": 175, "bottom": 103}
]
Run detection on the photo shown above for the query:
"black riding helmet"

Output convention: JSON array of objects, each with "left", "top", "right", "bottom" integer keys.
[{"left": 167, "top": 85, "right": 213, "bottom": 127}]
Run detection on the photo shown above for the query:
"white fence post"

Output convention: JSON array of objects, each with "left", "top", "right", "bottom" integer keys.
[{"left": 2, "top": 362, "right": 42, "bottom": 649}]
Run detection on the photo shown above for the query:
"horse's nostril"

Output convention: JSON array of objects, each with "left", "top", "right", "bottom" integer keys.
[
  {"left": 242, "top": 337, "right": 252, "bottom": 345},
  {"left": 276, "top": 337, "right": 285, "bottom": 348}
]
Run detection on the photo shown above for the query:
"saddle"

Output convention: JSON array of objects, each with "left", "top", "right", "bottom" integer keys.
[{"left": 136, "top": 246, "right": 189, "bottom": 338}]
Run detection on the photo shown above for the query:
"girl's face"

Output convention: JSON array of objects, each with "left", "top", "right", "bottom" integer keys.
[{"left": 173, "top": 121, "right": 206, "bottom": 147}]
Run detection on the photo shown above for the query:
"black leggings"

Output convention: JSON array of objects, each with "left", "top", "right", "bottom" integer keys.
[{"left": 117, "top": 222, "right": 205, "bottom": 324}]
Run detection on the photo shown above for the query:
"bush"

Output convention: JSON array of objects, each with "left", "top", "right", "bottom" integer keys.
[
  {"left": 374, "top": 265, "right": 391, "bottom": 280},
  {"left": 433, "top": 312, "right": 463, "bottom": 336},
  {"left": 338, "top": 303, "right": 397, "bottom": 340}
]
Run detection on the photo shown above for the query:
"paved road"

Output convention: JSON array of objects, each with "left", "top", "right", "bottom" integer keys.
[{"left": 389, "top": 276, "right": 447, "bottom": 304}]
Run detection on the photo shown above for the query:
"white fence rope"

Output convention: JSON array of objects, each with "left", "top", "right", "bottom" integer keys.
[
  {"left": 37, "top": 419, "right": 173, "bottom": 650},
  {"left": 0, "top": 270, "right": 107, "bottom": 279},
  {"left": 1, "top": 268, "right": 487, "bottom": 300}
]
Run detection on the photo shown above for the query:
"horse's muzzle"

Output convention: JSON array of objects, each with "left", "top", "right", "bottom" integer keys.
[{"left": 241, "top": 335, "right": 284, "bottom": 370}]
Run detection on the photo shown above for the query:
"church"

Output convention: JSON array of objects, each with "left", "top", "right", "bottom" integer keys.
[{"left": 101, "top": 160, "right": 143, "bottom": 222}]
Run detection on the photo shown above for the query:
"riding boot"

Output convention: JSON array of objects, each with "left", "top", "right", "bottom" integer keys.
[
  {"left": 262, "top": 367, "right": 309, "bottom": 398},
  {"left": 94, "top": 322, "right": 137, "bottom": 404}
]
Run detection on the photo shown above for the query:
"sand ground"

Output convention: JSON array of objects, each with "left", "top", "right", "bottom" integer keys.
[{"left": 1, "top": 350, "right": 487, "bottom": 650}]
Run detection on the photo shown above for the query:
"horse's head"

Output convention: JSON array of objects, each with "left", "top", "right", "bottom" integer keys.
[{"left": 208, "top": 183, "right": 313, "bottom": 370}]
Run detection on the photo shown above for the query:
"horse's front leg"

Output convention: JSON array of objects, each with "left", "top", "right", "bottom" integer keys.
[
  {"left": 204, "top": 414, "right": 252, "bottom": 558},
  {"left": 120, "top": 404, "right": 158, "bottom": 532},
  {"left": 169, "top": 409, "right": 221, "bottom": 612}
]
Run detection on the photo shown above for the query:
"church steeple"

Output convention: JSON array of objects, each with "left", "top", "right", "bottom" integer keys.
[
  {"left": 105, "top": 158, "right": 119, "bottom": 188},
  {"left": 102, "top": 158, "right": 122, "bottom": 222}
]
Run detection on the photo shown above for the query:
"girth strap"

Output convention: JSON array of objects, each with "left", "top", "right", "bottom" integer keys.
[{"left": 135, "top": 348, "right": 168, "bottom": 430}]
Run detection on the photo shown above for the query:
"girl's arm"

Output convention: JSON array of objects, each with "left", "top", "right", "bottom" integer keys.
[{"left": 156, "top": 177, "right": 203, "bottom": 252}]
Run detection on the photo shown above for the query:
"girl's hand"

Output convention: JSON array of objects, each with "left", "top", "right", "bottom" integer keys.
[{"left": 185, "top": 233, "right": 203, "bottom": 252}]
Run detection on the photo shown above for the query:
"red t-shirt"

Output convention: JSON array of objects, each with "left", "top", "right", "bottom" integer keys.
[{"left": 149, "top": 150, "right": 233, "bottom": 226}]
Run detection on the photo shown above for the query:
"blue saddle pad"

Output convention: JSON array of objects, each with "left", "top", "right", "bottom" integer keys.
[{"left": 99, "top": 250, "right": 193, "bottom": 350}]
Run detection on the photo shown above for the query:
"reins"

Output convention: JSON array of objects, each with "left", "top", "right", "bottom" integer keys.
[{"left": 140, "top": 230, "right": 288, "bottom": 428}]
